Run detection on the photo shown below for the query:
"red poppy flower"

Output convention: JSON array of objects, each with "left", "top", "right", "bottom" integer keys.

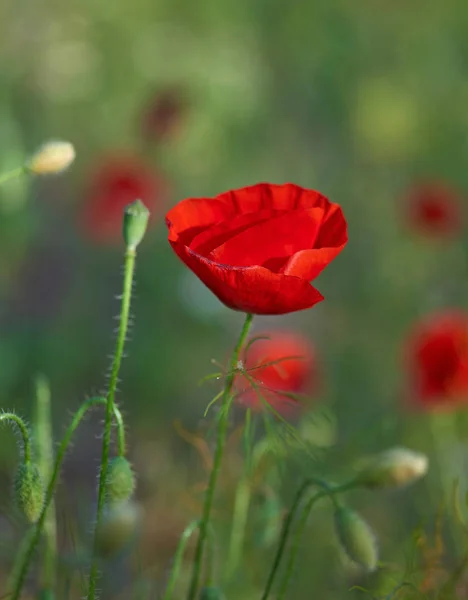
[
  {"left": 406, "top": 182, "right": 462, "bottom": 236},
  {"left": 406, "top": 311, "right": 468, "bottom": 409},
  {"left": 82, "top": 155, "right": 166, "bottom": 243},
  {"left": 165, "top": 183, "right": 347, "bottom": 315},
  {"left": 235, "top": 330, "right": 317, "bottom": 415},
  {"left": 141, "top": 88, "right": 186, "bottom": 142}
]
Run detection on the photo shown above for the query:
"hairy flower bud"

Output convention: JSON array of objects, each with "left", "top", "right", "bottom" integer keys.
[
  {"left": 356, "top": 447, "right": 428, "bottom": 489},
  {"left": 95, "top": 500, "right": 142, "bottom": 558},
  {"left": 14, "top": 463, "right": 45, "bottom": 523},
  {"left": 106, "top": 457, "right": 136, "bottom": 503},
  {"left": 199, "top": 587, "right": 226, "bottom": 600},
  {"left": 28, "top": 140, "right": 75, "bottom": 175},
  {"left": 123, "top": 199, "right": 150, "bottom": 249},
  {"left": 334, "top": 506, "right": 378, "bottom": 571}
]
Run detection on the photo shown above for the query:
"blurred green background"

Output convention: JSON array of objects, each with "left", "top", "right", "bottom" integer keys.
[{"left": 2, "top": 0, "right": 468, "bottom": 598}]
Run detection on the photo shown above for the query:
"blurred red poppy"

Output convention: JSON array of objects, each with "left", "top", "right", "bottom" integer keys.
[
  {"left": 235, "top": 330, "right": 317, "bottom": 414},
  {"left": 82, "top": 155, "right": 166, "bottom": 243},
  {"left": 406, "top": 311, "right": 468, "bottom": 409},
  {"left": 165, "top": 183, "right": 347, "bottom": 315},
  {"left": 141, "top": 88, "right": 186, "bottom": 142},
  {"left": 406, "top": 182, "right": 462, "bottom": 236}
]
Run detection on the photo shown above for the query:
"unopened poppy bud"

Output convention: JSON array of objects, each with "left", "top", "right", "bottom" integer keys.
[
  {"left": 96, "top": 500, "right": 142, "bottom": 558},
  {"left": 28, "top": 140, "right": 75, "bottom": 175},
  {"left": 14, "top": 463, "right": 45, "bottom": 523},
  {"left": 199, "top": 587, "right": 226, "bottom": 600},
  {"left": 106, "top": 457, "right": 136, "bottom": 503},
  {"left": 356, "top": 447, "right": 428, "bottom": 489},
  {"left": 123, "top": 199, "right": 150, "bottom": 249},
  {"left": 334, "top": 506, "right": 378, "bottom": 571}
]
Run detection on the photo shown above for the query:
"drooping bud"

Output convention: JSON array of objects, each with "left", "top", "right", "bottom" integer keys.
[
  {"left": 123, "top": 199, "right": 150, "bottom": 250},
  {"left": 14, "top": 463, "right": 45, "bottom": 523},
  {"left": 106, "top": 457, "right": 136, "bottom": 503},
  {"left": 334, "top": 506, "right": 378, "bottom": 571},
  {"left": 95, "top": 500, "right": 142, "bottom": 558},
  {"left": 356, "top": 447, "right": 428, "bottom": 490},
  {"left": 27, "top": 140, "right": 75, "bottom": 175},
  {"left": 199, "top": 586, "right": 226, "bottom": 600}
]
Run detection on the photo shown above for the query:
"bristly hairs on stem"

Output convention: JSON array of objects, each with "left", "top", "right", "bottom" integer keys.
[
  {"left": 0, "top": 412, "right": 32, "bottom": 464},
  {"left": 8, "top": 397, "right": 126, "bottom": 600},
  {"left": 87, "top": 200, "right": 149, "bottom": 600}
]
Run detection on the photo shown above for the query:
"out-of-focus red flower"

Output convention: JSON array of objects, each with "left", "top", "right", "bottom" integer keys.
[
  {"left": 141, "top": 88, "right": 187, "bottom": 142},
  {"left": 235, "top": 330, "right": 317, "bottom": 415},
  {"left": 406, "top": 182, "right": 462, "bottom": 236},
  {"left": 406, "top": 311, "right": 468, "bottom": 410},
  {"left": 165, "top": 183, "right": 348, "bottom": 315},
  {"left": 82, "top": 155, "right": 166, "bottom": 243}
]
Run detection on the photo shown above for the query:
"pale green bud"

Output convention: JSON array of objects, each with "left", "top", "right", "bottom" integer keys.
[{"left": 334, "top": 506, "right": 378, "bottom": 571}]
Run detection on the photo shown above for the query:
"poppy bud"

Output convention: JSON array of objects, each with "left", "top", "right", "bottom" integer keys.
[
  {"left": 199, "top": 587, "right": 226, "bottom": 600},
  {"left": 28, "top": 140, "right": 75, "bottom": 175},
  {"left": 334, "top": 506, "right": 378, "bottom": 571},
  {"left": 106, "top": 457, "right": 136, "bottom": 503},
  {"left": 356, "top": 447, "right": 428, "bottom": 490},
  {"left": 123, "top": 199, "right": 150, "bottom": 250},
  {"left": 14, "top": 463, "right": 45, "bottom": 523},
  {"left": 95, "top": 500, "right": 142, "bottom": 558}
]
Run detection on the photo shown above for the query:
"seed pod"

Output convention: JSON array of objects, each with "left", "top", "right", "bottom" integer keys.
[
  {"left": 28, "top": 140, "right": 75, "bottom": 175},
  {"left": 123, "top": 199, "right": 150, "bottom": 249},
  {"left": 106, "top": 457, "right": 136, "bottom": 503},
  {"left": 199, "top": 586, "right": 226, "bottom": 600},
  {"left": 334, "top": 506, "right": 378, "bottom": 571},
  {"left": 96, "top": 500, "right": 142, "bottom": 558},
  {"left": 14, "top": 463, "right": 45, "bottom": 523},
  {"left": 357, "top": 447, "right": 428, "bottom": 489}
]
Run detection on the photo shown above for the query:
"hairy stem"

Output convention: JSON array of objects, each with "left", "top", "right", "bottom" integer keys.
[
  {"left": 260, "top": 479, "right": 356, "bottom": 600},
  {"left": 9, "top": 398, "right": 125, "bottom": 600},
  {"left": 87, "top": 248, "right": 136, "bottom": 600},
  {"left": 187, "top": 313, "right": 254, "bottom": 600},
  {"left": 0, "top": 412, "right": 32, "bottom": 463}
]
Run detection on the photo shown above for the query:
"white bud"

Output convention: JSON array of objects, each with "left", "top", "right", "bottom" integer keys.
[
  {"left": 357, "top": 447, "right": 428, "bottom": 489},
  {"left": 28, "top": 140, "right": 75, "bottom": 175}
]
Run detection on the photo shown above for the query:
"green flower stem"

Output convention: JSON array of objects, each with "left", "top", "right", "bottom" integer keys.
[
  {"left": 226, "top": 410, "right": 254, "bottom": 579},
  {"left": 260, "top": 479, "right": 357, "bottom": 600},
  {"left": 35, "top": 375, "right": 57, "bottom": 595},
  {"left": 0, "top": 166, "right": 26, "bottom": 185},
  {"left": 163, "top": 520, "right": 200, "bottom": 600},
  {"left": 277, "top": 487, "right": 346, "bottom": 600},
  {"left": 10, "top": 398, "right": 125, "bottom": 600},
  {"left": 87, "top": 247, "right": 136, "bottom": 600},
  {"left": 0, "top": 413, "right": 32, "bottom": 463},
  {"left": 187, "top": 312, "right": 254, "bottom": 600}
]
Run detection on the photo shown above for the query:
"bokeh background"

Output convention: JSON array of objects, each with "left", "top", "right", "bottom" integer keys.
[{"left": 2, "top": 0, "right": 468, "bottom": 598}]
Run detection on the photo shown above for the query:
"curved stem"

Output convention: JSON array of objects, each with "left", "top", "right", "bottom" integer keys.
[
  {"left": 0, "top": 412, "right": 32, "bottom": 463},
  {"left": 87, "top": 248, "right": 136, "bottom": 600},
  {"left": 163, "top": 520, "right": 200, "bottom": 600},
  {"left": 260, "top": 479, "right": 356, "bottom": 600},
  {"left": 9, "top": 397, "right": 124, "bottom": 600},
  {"left": 0, "top": 166, "right": 26, "bottom": 185},
  {"left": 277, "top": 489, "right": 341, "bottom": 600},
  {"left": 187, "top": 312, "right": 254, "bottom": 600}
]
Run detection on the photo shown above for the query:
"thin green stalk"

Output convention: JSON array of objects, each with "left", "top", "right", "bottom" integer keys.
[
  {"left": 163, "top": 520, "right": 200, "bottom": 600},
  {"left": 260, "top": 479, "right": 356, "bottom": 600},
  {"left": 9, "top": 398, "right": 125, "bottom": 600},
  {"left": 277, "top": 490, "right": 339, "bottom": 600},
  {"left": 0, "top": 412, "right": 31, "bottom": 463},
  {"left": 87, "top": 247, "right": 136, "bottom": 600},
  {"left": 0, "top": 166, "right": 26, "bottom": 185},
  {"left": 187, "top": 312, "right": 254, "bottom": 600},
  {"left": 226, "top": 410, "right": 253, "bottom": 578},
  {"left": 35, "top": 375, "right": 57, "bottom": 596}
]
